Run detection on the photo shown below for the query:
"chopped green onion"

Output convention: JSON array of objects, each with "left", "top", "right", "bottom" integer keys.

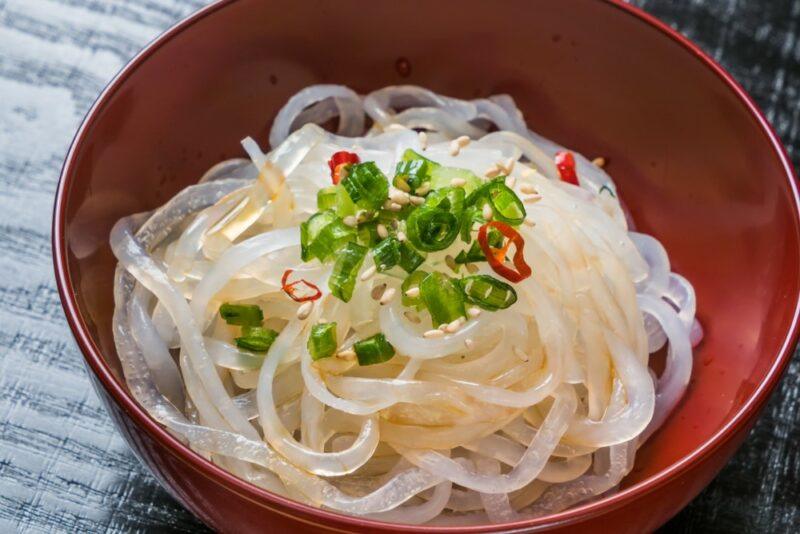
[
  {"left": 430, "top": 166, "right": 482, "bottom": 194},
  {"left": 317, "top": 184, "right": 356, "bottom": 216},
  {"left": 455, "top": 229, "right": 505, "bottom": 264},
  {"left": 466, "top": 178, "right": 526, "bottom": 226},
  {"left": 420, "top": 272, "right": 466, "bottom": 327},
  {"left": 372, "top": 237, "right": 401, "bottom": 272},
  {"left": 402, "top": 270, "right": 428, "bottom": 309},
  {"left": 341, "top": 162, "right": 389, "bottom": 210},
  {"left": 235, "top": 326, "right": 279, "bottom": 352},
  {"left": 353, "top": 333, "right": 395, "bottom": 366},
  {"left": 398, "top": 241, "right": 425, "bottom": 273},
  {"left": 405, "top": 206, "right": 460, "bottom": 252},
  {"left": 301, "top": 210, "right": 357, "bottom": 262},
  {"left": 328, "top": 241, "right": 368, "bottom": 302},
  {"left": 308, "top": 322, "right": 338, "bottom": 360},
  {"left": 424, "top": 186, "right": 465, "bottom": 217},
  {"left": 460, "top": 205, "right": 484, "bottom": 243},
  {"left": 457, "top": 275, "right": 518, "bottom": 311},
  {"left": 393, "top": 149, "right": 439, "bottom": 193},
  {"left": 219, "top": 303, "right": 263, "bottom": 327}
]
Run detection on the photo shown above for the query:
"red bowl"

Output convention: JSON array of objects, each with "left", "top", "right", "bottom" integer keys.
[{"left": 52, "top": 0, "right": 800, "bottom": 532}]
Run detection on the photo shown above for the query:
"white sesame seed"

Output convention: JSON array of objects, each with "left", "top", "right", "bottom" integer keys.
[
  {"left": 523, "top": 194, "right": 543, "bottom": 204},
  {"left": 390, "top": 190, "right": 410, "bottom": 205},
  {"left": 396, "top": 231, "right": 407, "bottom": 242},
  {"left": 342, "top": 216, "right": 357, "bottom": 227},
  {"left": 445, "top": 319, "right": 462, "bottom": 333},
  {"left": 503, "top": 157, "right": 516, "bottom": 174},
  {"left": 296, "top": 301, "right": 314, "bottom": 320},
  {"left": 464, "top": 338, "right": 474, "bottom": 349},
  {"left": 410, "top": 195, "right": 425, "bottom": 206},
  {"left": 467, "top": 306, "right": 482, "bottom": 318},
  {"left": 450, "top": 177, "right": 467, "bottom": 187},
  {"left": 415, "top": 183, "right": 431, "bottom": 196},
  {"left": 404, "top": 310, "right": 422, "bottom": 323},
  {"left": 592, "top": 157, "right": 606, "bottom": 168},
  {"left": 404, "top": 286, "right": 420, "bottom": 298},
  {"left": 377, "top": 224, "right": 389, "bottom": 239},
  {"left": 439, "top": 323, "right": 448, "bottom": 331},
  {"left": 504, "top": 175, "right": 516, "bottom": 188},
  {"left": 445, "top": 255, "right": 458, "bottom": 272},
  {"left": 418, "top": 131, "right": 428, "bottom": 149},
  {"left": 521, "top": 167, "right": 535, "bottom": 178},
  {"left": 519, "top": 183, "right": 537, "bottom": 195},
  {"left": 523, "top": 217, "right": 536, "bottom": 227},
  {"left": 449, "top": 140, "right": 460, "bottom": 156},
  {"left": 385, "top": 123, "right": 407, "bottom": 132},
  {"left": 360, "top": 265, "right": 377, "bottom": 281},
  {"left": 388, "top": 202, "right": 403, "bottom": 212},
  {"left": 482, "top": 204, "right": 493, "bottom": 220},
  {"left": 456, "top": 135, "right": 470, "bottom": 147},
  {"left": 336, "top": 349, "right": 356, "bottom": 360},
  {"left": 514, "top": 347, "right": 530, "bottom": 362},
  {"left": 379, "top": 287, "right": 396, "bottom": 305},
  {"left": 465, "top": 263, "right": 479, "bottom": 274},
  {"left": 485, "top": 164, "right": 501, "bottom": 178},
  {"left": 371, "top": 283, "right": 387, "bottom": 301},
  {"left": 423, "top": 329, "right": 445, "bottom": 339}
]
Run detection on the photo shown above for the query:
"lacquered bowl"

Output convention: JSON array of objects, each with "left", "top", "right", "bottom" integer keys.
[{"left": 52, "top": 0, "right": 800, "bottom": 532}]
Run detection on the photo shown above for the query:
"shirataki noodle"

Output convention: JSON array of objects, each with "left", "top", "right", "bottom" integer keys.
[{"left": 110, "top": 84, "right": 700, "bottom": 524}]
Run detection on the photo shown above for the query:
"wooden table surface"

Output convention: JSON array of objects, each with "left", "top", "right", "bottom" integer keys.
[{"left": 0, "top": 1, "right": 797, "bottom": 532}]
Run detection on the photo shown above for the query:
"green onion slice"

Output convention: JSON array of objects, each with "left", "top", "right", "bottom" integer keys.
[
  {"left": 455, "top": 229, "right": 505, "bottom": 264},
  {"left": 341, "top": 162, "right": 389, "bottom": 210},
  {"left": 219, "top": 303, "right": 263, "bottom": 327},
  {"left": 466, "top": 179, "right": 526, "bottom": 225},
  {"left": 405, "top": 206, "right": 460, "bottom": 252},
  {"left": 398, "top": 240, "right": 425, "bottom": 273},
  {"left": 353, "top": 333, "right": 395, "bottom": 366},
  {"left": 457, "top": 275, "right": 518, "bottom": 311},
  {"left": 372, "top": 237, "right": 401, "bottom": 272},
  {"left": 300, "top": 210, "right": 357, "bottom": 262},
  {"left": 420, "top": 271, "right": 466, "bottom": 327},
  {"left": 430, "top": 166, "right": 482, "bottom": 194},
  {"left": 308, "top": 322, "right": 338, "bottom": 361},
  {"left": 424, "top": 186, "right": 465, "bottom": 217},
  {"left": 317, "top": 184, "right": 356, "bottom": 216},
  {"left": 393, "top": 149, "right": 439, "bottom": 193},
  {"left": 328, "top": 241, "right": 368, "bottom": 302},
  {"left": 235, "top": 326, "right": 279, "bottom": 352}
]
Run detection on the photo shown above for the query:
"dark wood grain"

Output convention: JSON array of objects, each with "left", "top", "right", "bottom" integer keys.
[{"left": 0, "top": 1, "right": 796, "bottom": 532}]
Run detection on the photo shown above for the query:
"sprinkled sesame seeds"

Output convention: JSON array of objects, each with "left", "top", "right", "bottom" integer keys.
[
  {"left": 336, "top": 349, "right": 356, "bottom": 360},
  {"left": 415, "top": 183, "right": 431, "bottom": 196},
  {"left": 379, "top": 287, "right": 396, "bottom": 305},
  {"left": 445, "top": 318, "right": 462, "bottom": 333},
  {"left": 467, "top": 306, "right": 481, "bottom": 318},
  {"left": 505, "top": 175, "right": 516, "bottom": 188},
  {"left": 423, "top": 329, "right": 445, "bottom": 339},
  {"left": 465, "top": 263, "right": 479, "bottom": 274},
  {"left": 523, "top": 217, "right": 536, "bottom": 227},
  {"left": 377, "top": 224, "right": 389, "bottom": 239},
  {"left": 360, "top": 265, "right": 377, "bottom": 281},
  {"left": 450, "top": 177, "right": 467, "bottom": 187},
  {"left": 296, "top": 301, "right": 314, "bottom": 320},
  {"left": 523, "top": 194, "right": 543, "bottom": 204},
  {"left": 410, "top": 195, "right": 425, "bottom": 205},
  {"left": 445, "top": 254, "right": 458, "bottom": 272},
  {"left": 342, "top": 216, "right": 357, "bottom": 227},
  {"left": 396, "top": 231, "right": 407, "bottom": 242},
  {"left": 519, "top": 183, "right": 538, "bottom": 195},
  {"left": 514, "top": 347, "right": 530, "bottom": 362},
  {"left": 464, "top": 338, "right": 474, "bottom": 349},
  {"left": 404, "top": 286, "right": 420, "bottom": 298},
  {"left": 371, "top": 283, "right": 387, "bottom": 301},
  {"left": 404, "top": 310, "right": 422, "bottom": 323},
  {"left": 592, "top": 157, "right": 606, "bottom": 168},
  {"left": 418, "top": 131, "right": 428, "bottom": 149}
]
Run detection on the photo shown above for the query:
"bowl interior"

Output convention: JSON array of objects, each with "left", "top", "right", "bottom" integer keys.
[{"left": 56, "top": 0, "right": 800, "bottom": 526}]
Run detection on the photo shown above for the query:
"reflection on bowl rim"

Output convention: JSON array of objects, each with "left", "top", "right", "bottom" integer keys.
[{"left": 51, "top": 0, "right": 800, "bottom": 531}]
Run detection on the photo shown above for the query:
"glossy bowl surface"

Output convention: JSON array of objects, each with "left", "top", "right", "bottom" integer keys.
[{"left": 53, "top": 0, "right": 800, "bottom": 532}]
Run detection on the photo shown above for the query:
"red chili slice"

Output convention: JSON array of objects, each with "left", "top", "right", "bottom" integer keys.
[
  {"left": 328, "top": 151, "right": 360, "bottom": 184},
  {"left": 477, "top": 221, "right": 532, "bottom": 283},
  {"left": 555, "top": 151, "right": 579, "bottom": 186},
  {"left": 281, "top": 269, "right": 322, "bottom": 302}
]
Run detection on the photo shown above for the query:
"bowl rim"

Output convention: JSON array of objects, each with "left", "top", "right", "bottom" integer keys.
[{"left": 52, "top": 0, "right": 800, "bottom": 531}]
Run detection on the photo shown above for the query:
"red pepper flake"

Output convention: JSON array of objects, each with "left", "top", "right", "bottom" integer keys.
[
  {"left": 328, "top": 151, "right": 360, "bottom": 184},
  {"left": 555, "top": 151, "right": 579, "bottom": 186},
  {"left": 477, "top": 221, "right": 532, "bottom": 283},
  {"left": 281, "top": 269, "right": 322, "bottom": 302}
]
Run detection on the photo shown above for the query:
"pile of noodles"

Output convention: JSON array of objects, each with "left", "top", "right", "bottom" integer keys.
[{"left": 110, "top": 85, "right": 701, "bottom": 525}]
